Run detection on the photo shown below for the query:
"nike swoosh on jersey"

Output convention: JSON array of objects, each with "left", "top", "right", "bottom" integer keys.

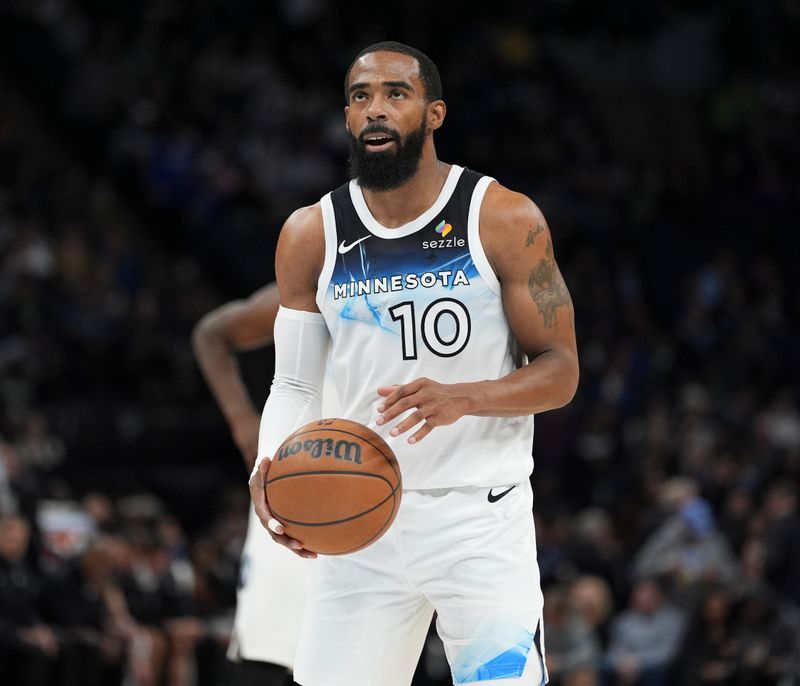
[
  {"left": 487, "top": 485, "right": 516, "bottom": 503},
  {"left": 338, "top": 235, "right": 371, "bottom": 254}
]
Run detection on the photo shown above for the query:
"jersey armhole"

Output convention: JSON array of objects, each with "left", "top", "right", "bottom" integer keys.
[
  {"left": 316, "top": 193, "right": 337, "bottom": 311},
  {"left": 467, "top": 176, "right": 501, "bottom": 296}
]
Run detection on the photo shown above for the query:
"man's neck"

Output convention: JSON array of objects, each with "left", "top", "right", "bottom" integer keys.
[{"left": 360, "top": 153, "right": 450, "bottom": 228}]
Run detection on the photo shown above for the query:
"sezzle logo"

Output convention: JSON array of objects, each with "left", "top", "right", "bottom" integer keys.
[
  {"left": 422, "top": 219, "right": 465, "bottom": 250},
  {"left": 435, "top": 219, "right": 452, "bottom": 237}
]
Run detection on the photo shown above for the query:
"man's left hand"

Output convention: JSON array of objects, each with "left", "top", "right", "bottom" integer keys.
[{"left": 376, "top": 378, "right": 476, "bottom": 443}]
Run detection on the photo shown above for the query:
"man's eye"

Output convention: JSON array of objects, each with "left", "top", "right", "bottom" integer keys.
[
  {"left": 390, "top": 91, "right": 406, "bottom": 99},
  {"left": 352, "top": 92, "right": 367, "bottom": 102}
]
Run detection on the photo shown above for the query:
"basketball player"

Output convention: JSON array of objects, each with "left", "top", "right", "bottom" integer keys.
[
  {"left": 249, "top": 41, "right": 579, "bottom": 686},
  {"left": 192, "top": 283, "right": 306, "bottom": 686}
]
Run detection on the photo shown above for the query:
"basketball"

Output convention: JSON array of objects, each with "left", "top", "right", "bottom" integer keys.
[{"left": 265, "top": 418, "right": 402, "bottom": 555}]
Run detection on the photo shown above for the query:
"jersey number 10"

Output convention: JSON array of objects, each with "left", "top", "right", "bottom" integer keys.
[{"left": 389, "top": 298, "right": 471, "bottom": 360}]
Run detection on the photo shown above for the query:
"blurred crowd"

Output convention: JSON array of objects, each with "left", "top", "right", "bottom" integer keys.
[{"left": 1, "top": 0, "right": 799, "bottom": 685}]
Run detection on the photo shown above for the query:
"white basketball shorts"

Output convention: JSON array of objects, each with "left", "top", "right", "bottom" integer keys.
[
  {"left": 293, "top": 479, "right": 547, "bottom": 686},
  {"left": 227, "top": 505, "right": 313, "bottom": 668}
]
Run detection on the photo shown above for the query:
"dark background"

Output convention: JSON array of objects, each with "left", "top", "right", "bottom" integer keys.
[{"left": 1, "top": 1, "right": 799, "bottom": 685}]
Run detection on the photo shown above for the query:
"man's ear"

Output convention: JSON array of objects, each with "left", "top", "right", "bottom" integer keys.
[{"left": 427, "top": 100, "right": 446, "bottom": 131}]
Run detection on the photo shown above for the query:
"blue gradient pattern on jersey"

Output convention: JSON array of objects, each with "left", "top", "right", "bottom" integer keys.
[
  {"left": 339, "top": 295, "right": 390, "bottom": 330},
  {"left": 451, "top": 627, "right": 534, "bottom": 683},
  {"left": 333, "top": 244, "right": 477, "bottom": 284},
  {"left": 331, "top": 242, "right": 480, "bottom": 330}
]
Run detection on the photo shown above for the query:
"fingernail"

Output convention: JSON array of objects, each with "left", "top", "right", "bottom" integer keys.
[
  {"left": 376, "top": 415, "right": 384, "bottom": 425},
  {"left": 408, "top": 436, "right": 416, "bottom": 444},
  {"left": 267, "top": 518, "right": 281, "bottom": 534},
  {"left": 390, "top": 428, "right": 399, "bottom": 436},
  {"left": 377, "top": 404, "right": 385, "bottom": 412},
  {"left": 290, "top": 541, "right": 302, "bottom": 549}
]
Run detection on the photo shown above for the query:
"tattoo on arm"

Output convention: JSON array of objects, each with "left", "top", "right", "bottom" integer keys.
[
  {"left": 526, "top": 224, "right": 545, "bottom": 247},
  {"left": 527, "top": 239, "right": 572, "bottom": 328}
]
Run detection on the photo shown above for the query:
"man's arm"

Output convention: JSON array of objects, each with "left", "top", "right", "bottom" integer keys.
[
  {"left": 248, "top": 203, "right": 328, "bottom": 558},
  {"left": 191, "top": 283, "right": 281, "bottom": 469},
  {"left": 377, "top": 182, "right": 579, "bottom": 443}
]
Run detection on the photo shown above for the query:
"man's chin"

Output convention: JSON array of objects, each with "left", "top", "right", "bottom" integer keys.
[{"left": 360, "top": 146, "right": 397, "bottom": 158}]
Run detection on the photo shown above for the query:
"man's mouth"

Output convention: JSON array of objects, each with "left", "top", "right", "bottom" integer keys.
[{"left": 362, "top": 133, "right": 396, "bottom": 152}]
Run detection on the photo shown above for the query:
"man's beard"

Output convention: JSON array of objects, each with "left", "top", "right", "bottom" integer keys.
[{"left": 347, "top": 119, "right": 427, "bottom": 192}]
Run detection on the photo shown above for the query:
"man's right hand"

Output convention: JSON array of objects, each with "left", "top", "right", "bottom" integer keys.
[{"left": 249, "top": 457, "right": 317, "bottom": 559}]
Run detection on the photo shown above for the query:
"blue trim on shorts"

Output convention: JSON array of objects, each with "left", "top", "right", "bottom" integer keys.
[{"left": 452, "top": 630, "right": 533, "bottom": 683}]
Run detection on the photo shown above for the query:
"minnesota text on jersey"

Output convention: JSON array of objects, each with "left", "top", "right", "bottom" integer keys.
[{"left": 332, "top": 269, "right": 470, "bottom": 300}]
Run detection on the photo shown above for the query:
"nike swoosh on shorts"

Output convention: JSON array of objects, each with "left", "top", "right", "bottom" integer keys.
[{"left": 487, "top": 485, "right": 516, "bottom": 503}]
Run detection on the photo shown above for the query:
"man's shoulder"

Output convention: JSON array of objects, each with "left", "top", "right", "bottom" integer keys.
[
  {"left": 476, "top": 181, "right": 550, "bottom": 273},
  {"left": 276, "top": 202, "right": 326, "bottom": 302},
  {"left": 480, "top": 181, "right": 546, "bottom": 235},
  {"left": 283, "top": 202, "right": 324, "bottom": 237}
]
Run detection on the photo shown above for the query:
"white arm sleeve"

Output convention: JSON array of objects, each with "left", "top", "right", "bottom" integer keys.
[{"left": 252, "top": 306, "right": 330, "bottom": 477}]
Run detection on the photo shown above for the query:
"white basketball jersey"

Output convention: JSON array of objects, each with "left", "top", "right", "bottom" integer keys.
[{"left": 316, "top": 165, "right": 534, "bottom": 489}]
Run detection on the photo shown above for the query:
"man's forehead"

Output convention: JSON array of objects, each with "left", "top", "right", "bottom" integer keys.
[{"left": 348, "top": 51, "right": 422, "bottom": 87}]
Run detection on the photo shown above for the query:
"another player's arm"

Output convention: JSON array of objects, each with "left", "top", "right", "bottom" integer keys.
[
  {"left": 377, "top": 183, "right": 578, "bottom": 442},
  {"left": 191, "top": 283, "right": 281, "bottom": 469},
  {"left": 248, "top": 204, "right": 328, "bottom": 558}
]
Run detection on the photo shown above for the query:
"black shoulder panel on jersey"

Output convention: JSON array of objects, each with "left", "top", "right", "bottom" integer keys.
[
  {"left": 328, "top": 167, "right": 487, "bottom": 246},
  {"left": 451, "top": 168, "right": 483, "bottom": 206},
  {"left": 330, "top": 182, "right": 364, "bottom": 243}
]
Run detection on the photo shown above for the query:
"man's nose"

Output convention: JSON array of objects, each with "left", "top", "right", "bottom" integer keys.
[{"left": 366, "top": 96, "right": 388, "bottom": 122}]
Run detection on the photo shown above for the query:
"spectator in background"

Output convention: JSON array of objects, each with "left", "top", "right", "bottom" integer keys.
[
  {"left": 82, "top": 491, "right": 121, "bottom": 534},
  {"left": 117, "top": 502, "right": 226, "bottom": 686},
  {"left": 676, "top": 585, "right": 736, "bottom": 685},
  {"left": 633, "top": 478, "right": 738, "bottom": 603},
  {"left": 544, "top": 584, "right": 601, "bottom": 686},
  {"left": 762, "top": 479, "right": 800, "bottom": 607},
  {"left": 603, "top": 578, "right": 685, "bottom": 686},
  {"left": 727, "top": 586, "right": 797, "bottom": 685},
  {"left": 535, "top": 508, "right": 574, "bottom": 586},
  {"left": 42, "top": 535, "right": 164, "bottom": 686},
  {"left": 152, "top": 519, "right": 222, "bottom": 686},
  {"left": 568, "top": 576, "right": 615, "bottom": 648},
  {"left": 0, "top": 513, "right": 59, "bottom": 686},
  {"left": 737, "top": 537, "right": 767, "bottom": 590},
  {"left": 677, "top": 581, "right": 799, "bottom": 685},
  {"left": 564, "top": 508, "right": 627, "bottom": 607},
  {"left": 718, "top": 488, "right": 755, "bottom": 556},
  {"left": 121, "top": 526, "right": 193, "bottom": 686},
  {"left": 0, "top": 436, "right": 43, "bottom": 520},
  {"left": 14, "top": 410, "right": 66, "bottom": 473}
]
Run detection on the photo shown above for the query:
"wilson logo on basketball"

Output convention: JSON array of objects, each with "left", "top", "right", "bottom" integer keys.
[{"left": 277, "top": 438, "right": 362, "bottom": 464}]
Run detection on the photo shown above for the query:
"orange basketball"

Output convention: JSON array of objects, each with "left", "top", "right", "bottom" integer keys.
[{"left": 265, "top": 418, "right": 402, "bottom": 555}]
